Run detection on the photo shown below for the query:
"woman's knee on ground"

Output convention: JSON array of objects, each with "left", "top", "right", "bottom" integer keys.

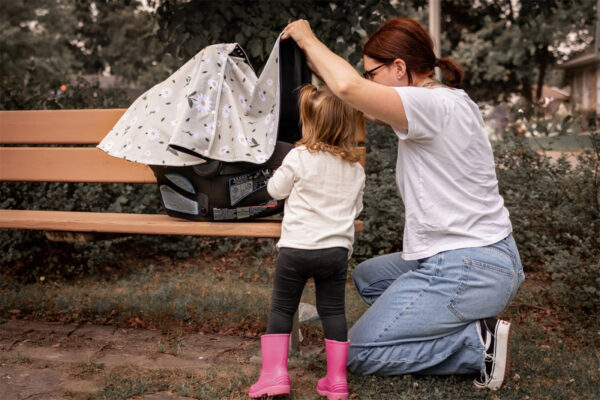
[{"left": 351, "top": 260, "right": 376, "bottom": 294}]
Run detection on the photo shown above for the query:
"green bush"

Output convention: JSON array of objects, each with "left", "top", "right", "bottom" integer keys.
[{"left": 494, "top": 135, "right": 600, "bottom": 316}]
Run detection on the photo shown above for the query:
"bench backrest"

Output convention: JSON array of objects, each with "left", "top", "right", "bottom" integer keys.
[{"left": 0, "top": 109, "right": 366, "bottom": 183}]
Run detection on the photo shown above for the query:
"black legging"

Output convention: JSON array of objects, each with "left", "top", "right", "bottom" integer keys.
[{"left": 267, "top": 247, "right": 348, "bottom": 342}]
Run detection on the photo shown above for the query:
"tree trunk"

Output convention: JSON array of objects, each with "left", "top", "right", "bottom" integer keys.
[
  {"left": 536, "top": 45, "right": 549, "bottom": 102},
  {"left": 521, "top": 79, "right": 533, "bottom": 105}
]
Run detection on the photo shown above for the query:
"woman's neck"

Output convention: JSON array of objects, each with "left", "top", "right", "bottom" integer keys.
[{"left": 413, "top": 75, "right": 435, "bottom": 87}]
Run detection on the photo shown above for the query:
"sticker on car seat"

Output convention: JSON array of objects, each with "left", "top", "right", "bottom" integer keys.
[{"left": 228, "top": 169, "right": 273, "bottom": 206}]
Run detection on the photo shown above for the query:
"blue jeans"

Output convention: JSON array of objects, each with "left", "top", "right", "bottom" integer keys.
[{"left": 348, "top": 234, "right": 525, "bottom": 376}]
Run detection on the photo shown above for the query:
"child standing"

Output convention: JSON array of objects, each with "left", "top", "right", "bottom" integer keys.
[{"left": 248, "top": 85, "right": 366, "bottom": 400}]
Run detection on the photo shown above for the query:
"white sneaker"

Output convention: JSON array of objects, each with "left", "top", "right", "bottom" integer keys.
[{"left": 474, "top": 318, "right": 511, "bottom": 390}]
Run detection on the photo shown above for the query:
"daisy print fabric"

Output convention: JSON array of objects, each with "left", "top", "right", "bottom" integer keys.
[{"left": 98, "top": 37, "right": 282, "bottom": 166}]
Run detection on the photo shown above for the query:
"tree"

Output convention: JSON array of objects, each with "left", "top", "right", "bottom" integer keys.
[
  {"left": 0, "top": 0, "right": 79, "bottom": 107},
  {"left": 448, "top": 0, "right": 596, "bottom": 103},
  {"left": 154, "top": 0, "right": 403, "bottom": 71},
  {"left": 69, "top": 0, "right": 159, "bottom": 83}
]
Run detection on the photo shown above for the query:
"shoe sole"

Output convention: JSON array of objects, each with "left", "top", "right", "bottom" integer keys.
[
  {"left": 317, "top": 388, "right": 349, "bottom": 400},
  {"left": 249, "top": 385, "right": 290, "bottom": 398},
  {"left": 489, "top": 320, "right": 511, "bottom": 390}
]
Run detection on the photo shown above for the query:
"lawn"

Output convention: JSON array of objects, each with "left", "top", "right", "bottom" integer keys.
[{"left": 1, "top": 246, "right": 598, "bottom": 399}]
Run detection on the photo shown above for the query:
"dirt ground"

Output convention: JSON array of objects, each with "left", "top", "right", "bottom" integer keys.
[{"left": 0, "top": 318, "right": 321, "bottom": 400}]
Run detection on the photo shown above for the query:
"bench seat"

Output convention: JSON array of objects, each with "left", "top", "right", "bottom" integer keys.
[
  {"left": 0, "top": 109, "right": 366, "bottom": 239},
  {"left": 0, "top": 209, "right": 363, "bottom": 237}
]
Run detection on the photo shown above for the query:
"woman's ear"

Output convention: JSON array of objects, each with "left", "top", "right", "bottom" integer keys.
[{"left": 392, "top": 59, "right": 407, "bottom": 81}]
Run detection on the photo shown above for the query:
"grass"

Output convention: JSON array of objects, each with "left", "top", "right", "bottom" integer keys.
[{"left": 1, "top": 251, "right": 599, "bottom": 399}]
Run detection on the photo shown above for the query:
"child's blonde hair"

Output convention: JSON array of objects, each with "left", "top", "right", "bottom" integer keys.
[{"left": 296, "top": 84, "right": 365, "bottom": 163}]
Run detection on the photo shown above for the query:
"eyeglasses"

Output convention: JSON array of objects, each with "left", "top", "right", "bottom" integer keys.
[{"left": 362, "top": 63, "right": 386, "bottom": 80}]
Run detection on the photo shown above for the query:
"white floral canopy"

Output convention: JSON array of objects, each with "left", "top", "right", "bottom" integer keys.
[{"left": 98, "top": 37, "right": 282, "bottom": 166}]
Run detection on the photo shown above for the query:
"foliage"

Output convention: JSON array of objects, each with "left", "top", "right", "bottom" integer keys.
[
  {"left": 154, "top": 0, "right": 402, "bottom": 70},
  {"left": 0, "top": 0, "right": 79, "bottom": 108},
  {"left": 494, "top": 131, "right": 600, "bottom": 315},
  {"left": 354, "top": 124, "right": 405, "bottom": 258},
  {"left": 449, "top": 0, "right": 596, "bottom": 103}
]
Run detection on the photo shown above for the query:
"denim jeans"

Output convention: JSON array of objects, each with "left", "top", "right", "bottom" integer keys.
[{"left": 348, "top": 234, "right": 525, "bottom": 376}]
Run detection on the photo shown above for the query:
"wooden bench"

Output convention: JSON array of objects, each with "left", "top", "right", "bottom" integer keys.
[{"left": 0, "top": 108, "right": 366, "bottom": 347}]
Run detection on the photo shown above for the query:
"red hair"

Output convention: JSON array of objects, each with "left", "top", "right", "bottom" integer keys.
[{"left": 363, "top": 18, "right": 464, "bottom": 87}]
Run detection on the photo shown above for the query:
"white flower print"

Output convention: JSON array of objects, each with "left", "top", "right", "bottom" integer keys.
[
  {"left": 104, "top": 140, "right": 114, "bottom": 151},
  {"left": 208, "top": 79, "right": 218, "bottom": 90},
  {"left": 258, "top": 89, "right": 266, "bottom": 102},
  {"left": 268, "top": 138, "right": 274, "bottom": 146},
  {"left": 128, "top": 116, "right": 138, "bottom": 127},
  {"left": 176, "top": 101, "right": 183, "bottom": 109},
  {"left": 238, "top": 94, "right": 248, "bottom": 109},
  {"left": 144, "top": 149, "right": 152, "bottom": 158},
  {"left": 124, "top": 138, "right": 133, "bottom": 151},
  {"left": 265, "top": 113, "right": 272, "bottom": 124},
  {"left": 147, "top": 128, "right": 160, "bottom": 141},
  {"left": 266, "top": 79, "right": 273, "bottom": 86},
  {"left": 205, "top": 122, "right": 216, "bottom": 136},
  {"left": 238, "top": 132, "right": 248, "bottom": 146},
  {"left": 192, "top": 93, "right": 213, "bottom": 112},
  {"left": 192, "top": 131, "right": 201, "bottom": 140},
  {"left": 170, "top": 119, "right": 178, "bottom": 127},
  {"left": 159, "top": 87, "right": 173, "bottom": 98},
  {"left": 218, "top": 145, "right": 231, "bottom": 155},
  {"left": 255, "top": 154, "right": 268, "bottom": 163},
  {"left": 222, "top": 104, "right": 231, "bottom": 118},
  {"left": 201, "top": 58, "right": 211, "bottom": 64},
  {"left": 218, "top": 52, "right": 227, "bottom": 62}
]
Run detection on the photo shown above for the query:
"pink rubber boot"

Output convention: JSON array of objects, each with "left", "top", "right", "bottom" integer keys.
[
  {"left": 248, "top": 333, "right": 291, "bottom": 398},
  {"left": 317, "top": 339, "right": 350, "bottom": 400}
]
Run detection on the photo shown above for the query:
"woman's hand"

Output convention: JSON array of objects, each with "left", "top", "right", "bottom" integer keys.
[{"left": 281, "top": 19, "right": 318, "bottom": 51}]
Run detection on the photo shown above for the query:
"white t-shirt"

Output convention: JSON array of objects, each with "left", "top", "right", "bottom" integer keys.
[
  {"left": 267, "top": 146, "right": 365, "bottom": 256},
  {"left": 392, "top": 86, "right": 512, "bottom": 260}
]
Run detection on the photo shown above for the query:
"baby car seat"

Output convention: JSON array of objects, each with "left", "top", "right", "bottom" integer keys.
[{"left": 150, "top": 39, "right": 311, "bottom": 221}]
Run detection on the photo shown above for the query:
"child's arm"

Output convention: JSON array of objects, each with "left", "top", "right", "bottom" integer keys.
[{"left": 267, "top": 151, "right": 297, "bottom": 200}]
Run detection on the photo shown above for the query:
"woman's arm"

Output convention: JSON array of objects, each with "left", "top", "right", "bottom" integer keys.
[{"left": 282, "top": 20, "right": 407, "bottom": 130}]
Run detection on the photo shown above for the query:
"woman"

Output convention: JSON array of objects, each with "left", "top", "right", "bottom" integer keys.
[{"left": 281, "top": 17, "right": 525, "bottom": 390}]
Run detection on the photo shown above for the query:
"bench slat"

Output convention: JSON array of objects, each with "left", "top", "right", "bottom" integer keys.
[
  {"left": 0, "top": 209, "right": 364, "bottom": 237},
  {"left": 0, "top": 146, "right": 366, "bottom": 182},
  {"left": 0, "top": 109, "right": 125, "bottom": 144},
  {"left": 0, "top": 109, "right": 367, "bottom": 144},
  {"left": 0, "top": 147, "right": 156, "bottom": 183}
]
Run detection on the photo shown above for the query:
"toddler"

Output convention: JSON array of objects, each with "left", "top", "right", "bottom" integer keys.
[{"left": 249, "top": 85, "right": 366, "bottom": 400}]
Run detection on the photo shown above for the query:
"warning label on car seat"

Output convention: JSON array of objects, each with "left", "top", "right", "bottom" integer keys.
[{"left": 228, "top": 169, "right": 273, "bottom": 206}]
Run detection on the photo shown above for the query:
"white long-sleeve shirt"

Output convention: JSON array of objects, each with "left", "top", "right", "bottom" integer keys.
[{"left": 267, "top": 146, "right": 365, "bottom": 256}]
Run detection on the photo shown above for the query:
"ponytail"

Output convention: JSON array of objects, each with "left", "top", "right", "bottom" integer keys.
[{"left": 437, "top": 57, "right": 464, "bottom": 87}]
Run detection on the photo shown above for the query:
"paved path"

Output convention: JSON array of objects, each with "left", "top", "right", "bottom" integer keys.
[{"left": 0, "top": 319, "right": 320, "bottom": 399}]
